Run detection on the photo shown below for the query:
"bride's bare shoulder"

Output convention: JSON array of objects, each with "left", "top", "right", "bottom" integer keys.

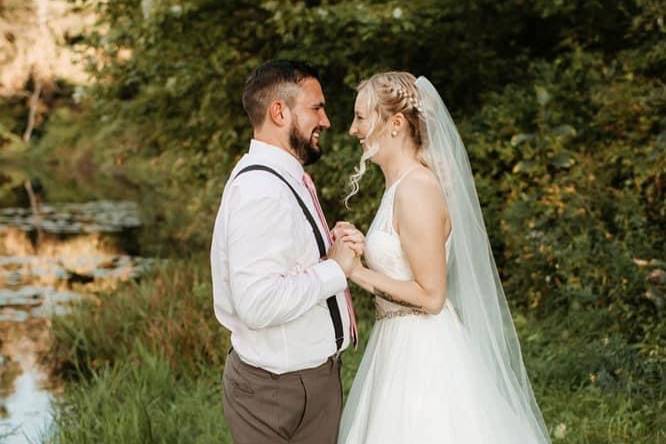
[
  {"left": 395, "top": 166, "right": 445, "bottom": 209},
  {"left": 394, "top": 165, "right": 449, "bottom": 234}
]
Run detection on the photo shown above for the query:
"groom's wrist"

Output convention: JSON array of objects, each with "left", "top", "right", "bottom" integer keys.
[{"left": 312, "top": 259, "right": 348, "bottom": 299}]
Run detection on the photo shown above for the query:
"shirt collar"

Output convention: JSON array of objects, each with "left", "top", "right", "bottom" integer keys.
[{"left": 249, "top": 139, "right": 305, "bottom": 181}]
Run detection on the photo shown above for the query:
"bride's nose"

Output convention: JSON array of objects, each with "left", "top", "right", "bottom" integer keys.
[{"left": 349, "top": 123, "right": 357, "bottom": 137}]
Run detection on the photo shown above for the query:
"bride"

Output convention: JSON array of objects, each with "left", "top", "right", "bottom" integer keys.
[{"left": 335, "top": 72, "right": 551, "bottom": 443}]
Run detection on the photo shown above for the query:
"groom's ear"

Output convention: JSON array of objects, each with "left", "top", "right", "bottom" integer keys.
[{"left": 268, "top": 100, "right": 291, "bottom": 128}]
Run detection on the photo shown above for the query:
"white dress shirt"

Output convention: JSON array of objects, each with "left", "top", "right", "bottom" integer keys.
[{"left": 210, "top": 139, "right": 352, "bottom": 374}]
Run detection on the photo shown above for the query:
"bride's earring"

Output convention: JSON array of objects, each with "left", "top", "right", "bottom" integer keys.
[{"left": 391, "top": 130, "right": 398, "bottom": 137}]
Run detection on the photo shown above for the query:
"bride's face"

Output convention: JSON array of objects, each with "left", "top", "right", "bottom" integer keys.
[{"left": 348, "top": 89, "right": 376, "bottom": 153}]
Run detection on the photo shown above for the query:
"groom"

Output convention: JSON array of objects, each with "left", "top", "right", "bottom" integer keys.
[{"left": 210, "top": 60, "right": 360, "bottom": 444}]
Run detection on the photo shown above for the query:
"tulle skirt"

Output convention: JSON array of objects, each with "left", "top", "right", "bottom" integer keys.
[{"left": 338, "top": 301, "right": 542, "bottom": 444}]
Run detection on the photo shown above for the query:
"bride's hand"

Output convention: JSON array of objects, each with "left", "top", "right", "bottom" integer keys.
[{"left": 332, "top": 221, "right": 365, "bottom": 256}]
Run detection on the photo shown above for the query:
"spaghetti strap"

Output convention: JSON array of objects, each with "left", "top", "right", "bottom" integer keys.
[
  {"left": 387, "top": 165, "right": 419, "bottom": 191},
  {"left": 380, "top": 165, "right": 420, "bottom": 234}
]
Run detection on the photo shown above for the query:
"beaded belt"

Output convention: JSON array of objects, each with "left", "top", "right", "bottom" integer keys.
[{"left": 375, "top": 308, "right": 426, "bottom": 320}]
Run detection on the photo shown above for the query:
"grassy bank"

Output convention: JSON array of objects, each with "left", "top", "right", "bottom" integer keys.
[
  {"left": 53, "top": 351, "right": 231, "bottom": 443},
  {"left": 47, "top": 257, "right": 664, "bottom": 443}
]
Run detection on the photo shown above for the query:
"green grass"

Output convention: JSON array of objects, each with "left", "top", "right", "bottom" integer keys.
[
  {"left": 53, "top": 348, "right": 231, "bottom": 443},
  {"left": 520, "top": 312, "right": 665, "bottom": 443},
  {"left": 49, "top": 258, "right": 229, "bottom": 381},
  {"left": 48, "top": 256, "right": 664, "bottom": 443}
]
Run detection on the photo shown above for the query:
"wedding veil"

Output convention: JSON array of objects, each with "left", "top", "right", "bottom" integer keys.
[{"left": 415, "top": 76, "right": 551, "bottom": 443}]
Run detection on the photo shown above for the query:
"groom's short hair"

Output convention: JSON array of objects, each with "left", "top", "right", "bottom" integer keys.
[{"left": 242, "top": 60, "right": 321, "bottom": 128}]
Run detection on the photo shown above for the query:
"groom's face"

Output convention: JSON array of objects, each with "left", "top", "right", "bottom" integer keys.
[{"left": 288, "top": 78, "right": 331, "bottom": 165}]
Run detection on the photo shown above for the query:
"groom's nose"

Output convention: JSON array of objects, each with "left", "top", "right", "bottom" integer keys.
[{"left": 319, "top": 109, "right": 331, "bottom": 129}]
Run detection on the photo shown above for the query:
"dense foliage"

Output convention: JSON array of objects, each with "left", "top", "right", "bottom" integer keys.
[{"left": 45, "top": 0, "right": 663, "bottom": 327}]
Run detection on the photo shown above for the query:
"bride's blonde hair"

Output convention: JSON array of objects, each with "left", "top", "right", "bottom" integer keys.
[{"left": 345, "top": 71, "right": 426, "bottom": 207}]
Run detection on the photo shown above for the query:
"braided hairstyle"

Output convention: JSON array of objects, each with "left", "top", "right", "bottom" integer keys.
[{"left": 346, "top": 71, "right": 426, "bottom": 206}]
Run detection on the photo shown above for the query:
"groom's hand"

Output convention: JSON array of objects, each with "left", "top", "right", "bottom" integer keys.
[
  {"left": 328, "top": 237, "right": 357, "bottom": 277},
  {"left": 332, "top": 221, "right": 365, "bottom": 256}
]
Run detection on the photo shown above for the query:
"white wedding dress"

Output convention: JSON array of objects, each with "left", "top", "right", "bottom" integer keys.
[{"left": 338, "top": 172, "right": 543, "bottom": 444}]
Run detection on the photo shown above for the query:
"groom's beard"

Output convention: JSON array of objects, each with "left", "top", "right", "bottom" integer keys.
[{"left": 289, "top": 119, "right": 323, "bottom": 166}]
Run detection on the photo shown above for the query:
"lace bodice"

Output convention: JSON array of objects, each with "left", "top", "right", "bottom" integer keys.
[{"left": 365, "top": 169, "right": 451, "bottom": 319}]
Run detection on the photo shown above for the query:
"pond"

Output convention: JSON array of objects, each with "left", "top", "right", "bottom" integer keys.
[{"left": 0, "top": 163, "right": 153, "bottom": 443}]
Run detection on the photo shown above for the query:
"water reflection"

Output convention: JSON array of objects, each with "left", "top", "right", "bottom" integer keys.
[
  {"left": 2, "top": 369, "right": 53, "bottom": 444},
  {"left": 0, "top": 201, "right": 142, "bottom": 234},
  {"left": 0, "top": 199, "right": 150, "bottom": 442},
  {"left": 0, "top": 321, "right": 54, "bottom": 444}
]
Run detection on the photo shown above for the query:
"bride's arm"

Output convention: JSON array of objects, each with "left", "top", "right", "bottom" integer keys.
[{"left": 349, "top": 173, "right": 451, "bottom": 315}]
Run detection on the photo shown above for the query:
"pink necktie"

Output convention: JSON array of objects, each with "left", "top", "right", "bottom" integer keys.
[{"left": 303, "top": 172, "right": 358, "bottom": 348}]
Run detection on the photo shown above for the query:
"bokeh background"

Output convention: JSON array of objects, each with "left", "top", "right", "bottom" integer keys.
[{"left": 0, "top": 0, "right": 664, "bottom": 442}]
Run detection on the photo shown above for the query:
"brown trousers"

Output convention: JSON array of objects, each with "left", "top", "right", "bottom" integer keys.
[{"left": 223, "top": 350, "right": 342, "bottom": 444}]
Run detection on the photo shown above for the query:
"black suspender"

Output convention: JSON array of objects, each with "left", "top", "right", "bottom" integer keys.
[{"left": 234, "top": 164, "right": 345, "bottom": 352}]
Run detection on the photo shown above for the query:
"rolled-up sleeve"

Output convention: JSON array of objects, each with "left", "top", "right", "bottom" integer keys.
[{"left": 227, "top": 182, "right": 347, "bottom": 330}]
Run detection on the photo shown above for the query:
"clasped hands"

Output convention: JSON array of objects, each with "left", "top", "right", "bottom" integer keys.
[{"left": 328, "top": 221, "right": 365, "bottom": 277}]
